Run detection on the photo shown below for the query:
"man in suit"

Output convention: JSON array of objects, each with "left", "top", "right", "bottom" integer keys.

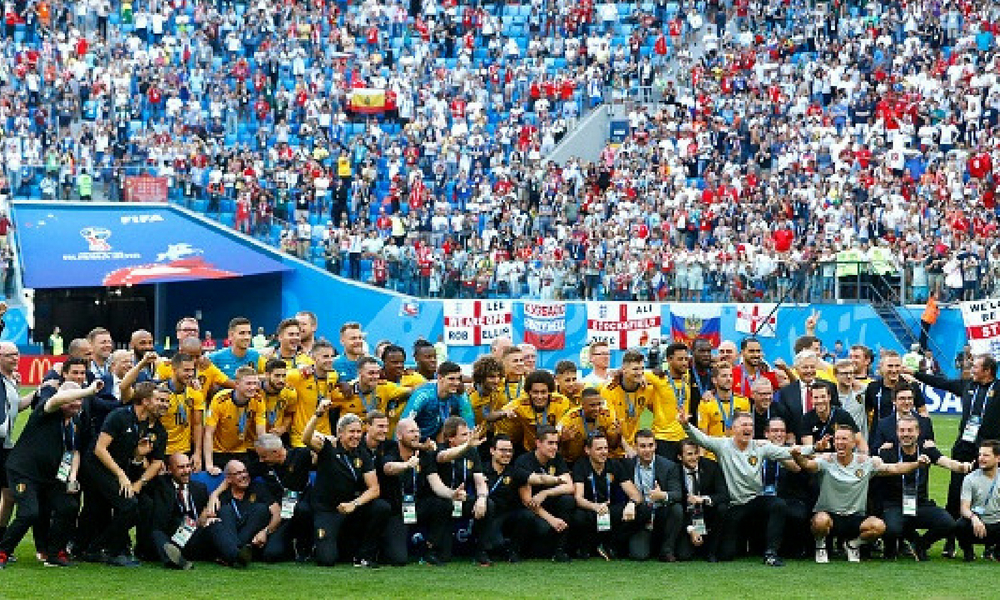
[
  {"left": 626, "top": 429, "right": 684, "bottom": 562},
  {"left": 871, "top": 384, "right": 935, "bottom": 451},
  {"left": 140, "top": 452, "right": 213, "bottom": 570},
  {"left": 674, "top": 439, "right": 728, "bottom": 562},
  {"left": 777, "top": 351, "right": 839, "bottom": 443}
]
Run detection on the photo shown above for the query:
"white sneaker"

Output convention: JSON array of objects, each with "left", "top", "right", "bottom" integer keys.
[
  {"left": 845, "top": 539, "right": 861, "bottom": 563},
  {"left": 815, "top": 546, "right": 829, "bottom": 564}
]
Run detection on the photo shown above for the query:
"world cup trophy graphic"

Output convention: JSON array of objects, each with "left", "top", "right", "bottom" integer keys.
[{"left": 80, "top": 227, "right": 112, "bottom": 251}]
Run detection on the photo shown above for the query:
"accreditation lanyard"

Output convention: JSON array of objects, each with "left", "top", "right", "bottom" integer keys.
[
  {"left": 452, "top": 456, "right": 468, "bottom": 491},
  {"left": 62, "top": 418, "right": 76, "bottom": 453},
  {"left": 234, "top": 400, "right": 249, "bottom": 437},
  {"left": 666, "top": 372, "right": 686, "bottom": 409},
  {"left": 340, "top": 453, "right": 358, "bottom": 482},
  {"left": 177, "top": 486, "right": 196, "bottom": 517},
  {"left": 762, "top": 459, "right": 780, "bottom": 490},
  {"left": 582, "top": 413, "right": 595, "bottom": 438},
  {"left": 438, "top": 396, "right": 454, "bottom": 425},
  {"left": 972, "top": 382, "right": 997, "bottom": 420},
  {"left": 743, "top": 368, "right": 758, "bottom": 398},
  {"left": 533, "top": 403, "right": 549, "bottom": 428},
  {"left": 590, "top": 470, "right": 611, "bottom": 503},
  {"left": 899, "top": 448, "right": 920, "bottom": 490},
  {"left": 816, "top": 408, "right": 838, "bottom": 440},
  {"left": 715, "top": 392, "right": 736, "bottom": 429},
  {"left": 693, "top": 368, "right": 709, "bottom": 395},
  {"left": 357, "top": 382, "right": 379, "bottom": 414},
  {"left": 505, "top": 379, "right": 523, "bottom": 404},
  {"left": 489, "top": 469, "right": 505, "bottom": 495},
  {"left": 622, "top": 384, "right": 639, "bottom": 419}
]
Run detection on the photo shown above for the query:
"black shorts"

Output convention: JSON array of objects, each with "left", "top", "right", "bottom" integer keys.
[
  {"left": 828, "top": 512, "right": 867, "bottom": 539},
  {"left": 0, "top": 447, "right": 8, "bottom": 488}
]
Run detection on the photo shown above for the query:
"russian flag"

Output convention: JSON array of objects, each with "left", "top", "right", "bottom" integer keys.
[{"left": 670, "top": 306, "right": 721, "bottom": 348}]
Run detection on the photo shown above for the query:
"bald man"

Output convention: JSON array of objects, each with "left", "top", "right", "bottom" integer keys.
[
  {"left": 0, "top": 341, "right": 37, "bottom": 538},
  {"left": 717, "top": 341, "right": 738, "bottom": 366},
  {"left": 490, "top": 338, "right": 513, "bottom": 360},
  {"left": 129, "top": 330, "right": 156, "bottom": 382},
  {"left": 138, "top": 452, "right": 211, "bottom": 570}
]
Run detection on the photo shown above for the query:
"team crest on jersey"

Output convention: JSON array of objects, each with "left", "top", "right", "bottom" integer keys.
[
  {"left": 748, "top": 456, "right": 758, "bottom": 467},
  {"left": 317, "top": 528, "right": 326, "bottom": 539},
  {"left": 16, "top": 483, "right": 25, "bottom": 493},
  {"left": 249, "top": 493, "right": 256, "bottom": 502},
  {"left": 548, "top": 466, "right": 556, "bottom": 475},
  {"left": 354, "top": 458, "right": 362, "bottom": 469},
  {"left": 855, "top": 469, "right": 864, "bottom": 478},
  {"left": 466, "top": 459, "right": 474, "bottom": 469},
  {"left": 503, "top": 476, "right": 511, "bottom": 485}
]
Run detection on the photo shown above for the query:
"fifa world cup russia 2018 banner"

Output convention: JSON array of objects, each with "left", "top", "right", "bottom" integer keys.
[
  {"left": 960, "top": 299, "right": 1000, "bottom": 359},
  {"left": 670, "top": 305, "right": 722, "bottom": 348},
  {"left": 586, "top": 302, "right": 661, "bottom": 350},
  {"left": 524, "top": 302, "right": 566, "bottom": 350},
  {"left": 443, "top": 300, "right": 513, "bottom": 346}
]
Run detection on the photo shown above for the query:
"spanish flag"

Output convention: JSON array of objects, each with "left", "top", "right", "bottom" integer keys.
[{"left": 350, "top": 88, "right": 386, "bottom": 114}]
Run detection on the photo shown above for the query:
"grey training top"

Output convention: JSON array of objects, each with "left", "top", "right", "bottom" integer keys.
[
  {"left": 684, "top": 423, "right": 792, "bottom": 506},
  {"left": 961, "top": 469, "right": 1000, "bottom": 525},
  {"left": 813, "top": 453, "right": 878, "bottom": 516}
]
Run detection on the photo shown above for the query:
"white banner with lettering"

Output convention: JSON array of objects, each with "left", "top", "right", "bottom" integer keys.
[
  {"left": 585, "top": 302, "right": 661, "bottom": 350},
  {"left": 442, "top": 300, "right": 513, "bottom": 346},
  {"left": 960, "top": 298, "right": 1000, "bottom": 359}
]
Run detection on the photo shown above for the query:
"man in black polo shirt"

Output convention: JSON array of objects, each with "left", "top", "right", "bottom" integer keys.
[
  {"left": 212, "top": 459, "right": 274, "bottom": 568},
  {"left": 0, "top": 378, "right": 98, "bottom": 568},
  {"left": 510, "top": 425, "right": 576, "bottom": 562},
  {"left": 304, "top": 402, "right": 390, "bottom": 567},
  {"left": 878, "top": 414, "right": 970, "bottom": 560},
  {"left": 570, "top": 432, "right": 647, "bottom": 560},
  {"left": 908, "top": 355, "right": 1000, "bottom": 556},
  {"left": 250, "top": 433, "right": 315, "bottom": 562},
  {"left": 750, "top": 379, "right": 791, "bottom": 441},
  {"left": 763, "top": 416, "right": 815, "bottom": 558},
  {"left": 378, "top": 417, "right": 450, "bottom": 566},
  {"left": 85, "top": 381, "right": 169, "bottom": 566},
  {"left": 865, "top": 351, "right": 927, "bottom": 420},
  {"left": 425, "top": 416, "right": 493, "bottom": 565},
  {"left": 800, "top": 384, "right": 864, "bottom": 453},
  {"left": 482, "top": 434, "right": 530, "bottom": 563}
]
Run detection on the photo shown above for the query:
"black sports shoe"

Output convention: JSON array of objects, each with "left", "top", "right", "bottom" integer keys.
[
  {"left": 353, "top": 557, "right": 380, "bottom": 569},
  {"left": 43, "top": 551, "right": 73, "bottom": 568},
  {"left": 764, "top": 552, "right": 785, "bottom": 567},
  {"left": 422, "top": 550, "right": 442, "bottom": 566},
  {"left": 163, "top": 542, "right": 193, "bottom": 570},
  {"left": 552, "top": 549, "right": 572, "bottom": 563},
  {"left": 475, "top": 551, "right": 492, "bottom": 566},
  {"left": 235, "top": 545, "right": 253, "bottom": 568},
  {"left": 107, "top": 554, "right": 140, "bottom": 567}
]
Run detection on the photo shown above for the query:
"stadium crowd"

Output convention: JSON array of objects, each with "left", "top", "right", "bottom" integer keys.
[
  {"left": 2, "top": 0, "right": 1000, "bottom": 303},
  {"left": 0, "top": 309, "right": 998, "bottom": 570}
]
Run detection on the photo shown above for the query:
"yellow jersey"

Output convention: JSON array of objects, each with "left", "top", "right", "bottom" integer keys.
[
  {"left": 286, "top": 368, "right": 338, "bottom": 447},
  {"left": 159, "top": 383, "right": 205, "bottom": 455},
  {"left": 494, "top": 379, "right": 526, "bottom": 440},
  {"left": 157, "top": 361, "right": 229, "bottom": 394},
  {"left": 697, "top": 392, "right": 751, "bottom": 437},
  {"left": 468, "top": 385, "right": 508, "bottom": 426},
  {"left": 599, "top": 379, "right": 654, "bottom": 447},
  {"left": 261, "top": 386, "right": 297, "bottom": 433},
  {"left": 400, "top": 372, "right": 428, "bottom": 388},
  {"left": 501, "top": 392, "right": 573, "bottom": 452},
  {"left": 557, "top": 405, "right": 619, "bottom": 463},
  {"left": 260, "top": 351, "right": 315, "bottom": 372},
  {"left": 645, "top": 371, "right": 693, "bottom": 442},
  {"left": 205, "top": 390, "right": 266, "bottom": 453}
]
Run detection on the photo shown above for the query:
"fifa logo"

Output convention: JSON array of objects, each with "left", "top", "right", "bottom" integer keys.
[{"left": 80, "top": 227, "right": 112, "bottom": 251}]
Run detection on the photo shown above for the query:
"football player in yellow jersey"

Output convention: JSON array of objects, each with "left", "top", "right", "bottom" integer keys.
[
  {"left": 469, "top": 355, "right": 506, "bottom": 425},
  {"left": 285, "top": 340, "right": 339, "bottom": 447},
  {"left": 645, "top": 342, "right": 695, "bottom": 460},
  {"left": 379, "top": 343, "right": 427, "bottom": 389},
  {"left": 601, "top": 350, "right": 655, "bottom": 456},
  {"left": 498, "top": 370, "right": 573, "bottom": 453},
  {"left": 697, "top": 362, "right": 751, "bottom": 438},
  {"left": 157, "top": 336, "right": 232, "bottom": 395},
  {"left": 329, "top": 356, "right": 412, "bottom": 430},
  {"left": 260, "top": 318, "right": 315, "bottom": 371},
  {"left": 203, "top": 367, "right": 266, "bottom": 475},
  {"left": 554, "top": 360, "right": 584, "bottom": 407},
  {"left": 558, "top": 387, "right": 621, "bottom": 463},
  {"left": 260, "top": 358, "right": 297, "bottom": 438},
  {"left": 494, "top": 346, "right": 527, "bottom": 441}
]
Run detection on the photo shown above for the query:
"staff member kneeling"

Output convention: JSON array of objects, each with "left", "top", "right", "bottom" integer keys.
[{"left": 304, "top": 400, "right": 390, "bottom": 567}]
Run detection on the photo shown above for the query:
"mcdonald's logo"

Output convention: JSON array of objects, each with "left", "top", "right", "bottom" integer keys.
[{"left": 18, "top": 355, "right": 58, "bottom": 386}]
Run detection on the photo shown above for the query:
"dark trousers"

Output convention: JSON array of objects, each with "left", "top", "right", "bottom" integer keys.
[
  {"left": 523, "top": 494, "right": 576, "bottom": 557},
  {"left": 781, "top": 497, "right": 812, "bottom": 557},
  {"left": 85, "top": 467, "right": 139, "bottom": 556},
  {"left": 212, "top": 501, "right": 270, "bottom": 563},
  {"left": 261, "top": 499, "right": 313, "bottom": 562},
  {"left": 75, "top": 462, "right": 115, "bottom": 554},
  {"left": 379, "top": 515, "right": 411, "bottom": 566},
  {"left": 628, "top": 503, "right": 683, "bottom": 560},
  {"left": 417, "top": 496, "right": 455, "bottom": 558},
  {"left": 438, "top": 496, "right": 496, "bottom": 559},
  {"left": 482, "top": 506, "right": 534, "bottom": 554},
  {"left": 719, "top": 495, "right": 787, "bottom": 560},
  {"left": 149, "top": 522, "right": 214, "bottom": 565},
  {"left": 947, "top": 443, "right": 978, "bottom": 519},
  {"left": 570, "top": 502, "right": 649, "bottom": 554},
  {"left": 676, "top": 504, "right": 725, "bottom": 561},
  {"left": 655, "top": 440, "right": 681, "bottom": 461},
  {"left": 883, "top": 501, "right": 955, "bottom": 556},
  {"left": 956, "top": 517, "right": 1000, "bottom": 553},
  {"left": 0, "top": 475, "right": 79, "bottom": 556},
  {"left": 313, "top": 499, "right": 391, "bottom": 566}
]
